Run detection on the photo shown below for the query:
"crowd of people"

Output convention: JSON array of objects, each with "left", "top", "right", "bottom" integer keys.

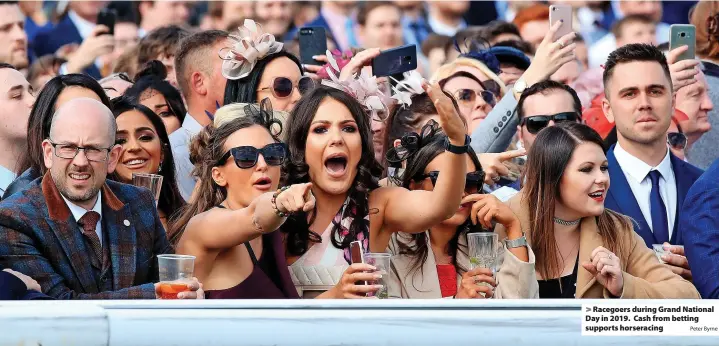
[{"left": 0, "top": 0, "right": 718, "bottom": 302}]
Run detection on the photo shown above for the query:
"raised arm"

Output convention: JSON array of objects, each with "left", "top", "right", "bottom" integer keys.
[
  {"left": 181, "top": 183, "right": 315, "bottom": 251},
  {"left": 381, "top": 82, "right": 468, "bottom": 234}
]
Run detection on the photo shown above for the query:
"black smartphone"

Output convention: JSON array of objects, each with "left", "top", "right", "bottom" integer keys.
[
  {"left": 372, "top": 44, "right": 417, "bottom": 77},
  {"left": 97, "top": 8, "right": 117, "bottom": 36},
  {"left": 299, "top": 26, "right": 328, "bottom": 66}
]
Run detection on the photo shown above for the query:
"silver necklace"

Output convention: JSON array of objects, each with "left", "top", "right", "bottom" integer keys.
[{"left": 553, "top": 217, "right": 581, "bottom": 226}]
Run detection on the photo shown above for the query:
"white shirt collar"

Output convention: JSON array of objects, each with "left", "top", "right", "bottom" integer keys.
[
  {"left": 184, "top": 113, "right": 204, "bottom": 136},
  {"left": 614, "top": 142, "right": 672, "bottom": 183},
  {"left": 427, "top": 14, "right": 466, "bottom": 37},
  {"left": 0, "top": 164, "right": 16, "bottom": 195},
  {"left": 62, "top": 190, "right": 103, "bottom": 223},
  {"left": 67, "top": 10, "right": 95, "bottom": 40}
]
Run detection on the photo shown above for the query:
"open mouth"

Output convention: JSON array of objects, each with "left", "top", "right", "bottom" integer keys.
[
  {"left": 324, "top": 154, "right": 348, "bottom": 178},
  {"left": 253, "top": 177, "right": 272, "bottom": 190},
  {"left": 588, "top": 190, "right": 604, "bottom": 201}
]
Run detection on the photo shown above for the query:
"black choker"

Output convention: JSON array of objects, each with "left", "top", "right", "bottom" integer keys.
[{"left": 554, "top": 217, "right": 581, "bottom": 226}]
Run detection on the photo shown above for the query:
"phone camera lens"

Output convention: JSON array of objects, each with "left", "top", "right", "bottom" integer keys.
[
  {"left": 403, "top": 56, "right": 411, "bottom": 62},
  {"left": 680, "top": 32, "right": 686, "bottom": 37}
]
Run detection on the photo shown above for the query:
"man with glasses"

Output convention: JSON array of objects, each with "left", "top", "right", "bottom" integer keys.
[
  {"left": 602, "top": 44, "right": 702, "bottom": 281},
  {"left": 516, "top": 79, "right": 583, "bottom": 152},
  {"left": 0, "top": 98, "right": 202, "bottom": 300}
]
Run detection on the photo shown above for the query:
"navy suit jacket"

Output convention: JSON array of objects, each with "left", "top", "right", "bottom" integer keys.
[
  {"left": 0, "top": 174, "right": 171, "bottom": 299},
  {"left": 682, "top": 159, "right": 719, "bottom": 298},
  {"left": 605, "top": 145, "right": 703, "bottom": 247},
  {"left": 32, "top": 15, "right": 102, "bottom": 79}
]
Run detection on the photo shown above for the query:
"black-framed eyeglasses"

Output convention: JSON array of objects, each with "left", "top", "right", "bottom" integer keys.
[
  {"left": 259, "top": 76, "right": 315, "bottom": 99},
  {"left": 453, "top": 89, "right": 497, "bottom": 107},
  {"left": 215, "top": 143, "right": 287, "bottom": 169},
  {"left": 415, "top": 170, "right": 485, "bottom": 194},
  {"left": 667, "top": 132, "right": 687, "bottom": 150},
  {"left": 521, "top": 112, "right": 580, "bottom": 134},
  {"left": 48, "top": 141, "right": 112, "bottom": 162}
]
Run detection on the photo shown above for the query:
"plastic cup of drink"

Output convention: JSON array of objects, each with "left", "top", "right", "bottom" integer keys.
[
  {"left": 157, "top": 254, "right": 195, "bottom": 299},
  {"left": 363, "top": 253, "right": 391, "bottom": 299},
  {"left": 132, "top": 173, "right": 163, "bottom": 206}
]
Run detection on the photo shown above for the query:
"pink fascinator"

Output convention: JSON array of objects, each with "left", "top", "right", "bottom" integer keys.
[
  {"left": 320, "top": 50, "right": 394, "bottom": 121},
  {"left": 220, "top": 19, "right": 283, "bottom": 80}
]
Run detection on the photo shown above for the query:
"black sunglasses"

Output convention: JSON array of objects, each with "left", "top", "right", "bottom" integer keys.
[
  {"left": 216, "top": 143, "right": 287, "bottom": 169},
  {"left": 521, "top": 112, "right": 580, "bottom": 134},
  {"left": 259, "top": 76, "right": 315, "bottom": 99},
  {"left": 415, "top": 170, "right": 485, "bottom": 194},
  {"left": 667, "top": 132, "right": 687, "bottom": 150}
]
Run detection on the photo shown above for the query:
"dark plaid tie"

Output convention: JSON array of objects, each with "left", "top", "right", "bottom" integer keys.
[{"left": 78, "top": 211, "right": 102, "bottom": 264}]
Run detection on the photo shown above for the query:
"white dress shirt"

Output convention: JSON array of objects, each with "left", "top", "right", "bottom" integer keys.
[
  {"left": 62, "top": 190, "right": 104, "bottom": 246},
  {"left": 169, "top": 114, "right": 204, "bottom": 201},
  {"left": 0, "top": 164, "right": 16, "bottom": 197},
  {"left": 614, "top": 143, "right": 677, "bottom": 239},
  {"left": 427, "top": 14, "right": 467, "bottom": 37}
]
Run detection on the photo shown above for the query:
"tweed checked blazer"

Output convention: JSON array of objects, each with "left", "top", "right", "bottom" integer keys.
[{"left": 0, "top": 173, "right": 171, "bottom": 299}]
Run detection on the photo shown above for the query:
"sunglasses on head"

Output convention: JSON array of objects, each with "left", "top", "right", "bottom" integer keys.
[
  {"left": 454, "top": 89, "right": 497, "bottom": 107},
  {"left": 216, "top": 143, "right": 287, "bottom": 169},
  {"left": 521, "top": 112, "right": 580, "bottom": 134},
  {"left": 416, "top": 170, "right": 485, "bottom": 194},
  {"left": 259, "top": 76, "right": 315, "bottom": 99},
  {"left": 667, "top": 132, "right": 687, "bottom": 150}
]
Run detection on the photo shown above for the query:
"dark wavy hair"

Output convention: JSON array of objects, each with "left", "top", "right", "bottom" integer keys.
[
  {"left": 168, "top": 101, "right": 283, "bottom": 245},
  {"left": 395, "top": 130, "right": 484, "bottom": 281},
  {"left": 18, "top": 74, "right": 112, "bottom": 176},
  {"left": 124, "top": 60, "right": 186, "bottom": 125},
  {"left": 223, "top": 50, "right": 302, "bottom": 105},
  {"left": 109, "top": 96, "right": 186, "bottom": 220},
  {"left": 282, "top": 86, "right": 383, "bottom": 257}
]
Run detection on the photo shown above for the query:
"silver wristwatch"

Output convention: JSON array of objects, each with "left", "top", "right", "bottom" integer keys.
[{"left": 504, "top": 234, "right": 528, "bottom": 249}]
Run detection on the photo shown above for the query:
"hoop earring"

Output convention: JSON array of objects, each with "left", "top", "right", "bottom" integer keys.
[{"left": 158, "top": 162, "right": 163, "bottom": 173}]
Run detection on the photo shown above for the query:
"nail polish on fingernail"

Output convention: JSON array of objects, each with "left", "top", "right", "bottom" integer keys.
[
  {"left": 560, "top": 19, "right": 564, "bottom": 23},
  {"left": 373, "top": 274, "right": 382, "bottom": 280},
  {"left": 374, "top": 285, "right": 384, "bottom": 289}
]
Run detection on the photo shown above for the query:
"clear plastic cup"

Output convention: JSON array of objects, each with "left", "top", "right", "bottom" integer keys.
[
  {"left": 157, "top": 254, "right": 195, "bottom": 299},
  {"left": 132, "top": 173, "right": 163, "bottom": 206},
  {"left": 363, "top": 253, "right": 391, "bottom": 299}
]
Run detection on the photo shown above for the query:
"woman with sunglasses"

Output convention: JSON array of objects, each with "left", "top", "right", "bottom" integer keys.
[
  {"left": 437, "top": 69, "right": 500, "bottom": 135},
  {"left": 222, "top": 20, "right": 314, "bottom": 112},
  {"left": 386, "top": 122, "right": 536, "bottom": 299},
  {"left": 109, "top": 97, "right": 185, "bottom": 231},
  {"left": 283, "top": 81, "right": 469, "bottom": 299},
  {"left": 170, "top": 101, "right": 314, "bottom": 299},
  {"left": 124, "top": 61, "right": 187, "bottom": 135},
  {"left": 495, "top": 122, "right": 699, "bottom": 299}
]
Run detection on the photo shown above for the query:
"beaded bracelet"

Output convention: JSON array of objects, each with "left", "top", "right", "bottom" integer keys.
[{"left": 271, "top": 186, "right": 291, "bottom": 217}]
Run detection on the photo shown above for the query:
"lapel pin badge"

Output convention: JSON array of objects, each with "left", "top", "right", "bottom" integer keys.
[{"left": 123, "top": 220, "right": 130, "bottom": 226}]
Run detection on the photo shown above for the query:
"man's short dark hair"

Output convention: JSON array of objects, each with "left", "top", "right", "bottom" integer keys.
[
  {"left": 174, "top": 30, "right": 229, "bottom": 98},
  {"left": 137, "top": 25, "right": 190, "bottom": 67},
  {"left": 602, "top": 43, "right": 671, "bottom": 97},
  {"left": 356, "top": 1, "right": 399, "bottom": 26},
  {"left": 517, "top": 80, "right": 583, "bottom": 120},
  {"left": 483, "top": 20, "right": 521, "bottom": 41},
  {"left": 611, "top": 14, "right": 655, "bottom": 39}
]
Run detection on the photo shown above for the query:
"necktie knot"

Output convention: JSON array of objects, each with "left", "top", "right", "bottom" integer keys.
[
  {"left": 648, "top": 170, "right": 662, "bottom": 185},
  {"left": 78, "top": 211, "right": 101, "bottom": 235}
]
